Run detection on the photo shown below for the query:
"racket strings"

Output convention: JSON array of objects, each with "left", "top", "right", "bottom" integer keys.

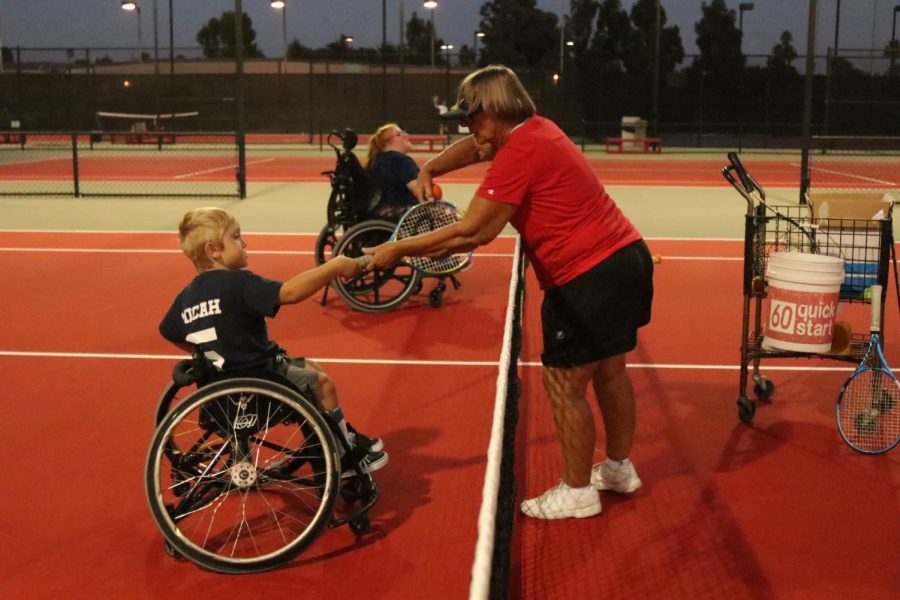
[
  {"left": 395, "top": 203, "right": 469, "bottom": 274},
  {"left": 839, "top": 369, "right": 900, "bottom": 452}
]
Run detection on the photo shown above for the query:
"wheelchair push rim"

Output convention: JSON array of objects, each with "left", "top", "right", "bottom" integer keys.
[
  {"left": 331, "top": 219, "right": 421, "bottom": 313},
  {"left": 145, "top": 378, "right": 341, "bottom": 573}
]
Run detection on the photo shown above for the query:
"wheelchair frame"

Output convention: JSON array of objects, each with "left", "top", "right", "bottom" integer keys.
[
  {"left": 145, "top": 354, "right": 379, "bottom": 573},
  {"left": 316, "top": 128, "right": 461, "bottom": 312}
]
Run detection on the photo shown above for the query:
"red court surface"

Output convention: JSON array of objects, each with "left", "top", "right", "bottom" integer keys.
[
  {"left": 4, "top": 152, "right": 893, "bottom": 189},
  {"left": 1, "top": 232, "right": 898, "bottom": 599}
]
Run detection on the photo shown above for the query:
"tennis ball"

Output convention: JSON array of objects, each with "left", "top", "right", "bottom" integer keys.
[
  {"left": 432, "top": 183, "right": 443, "bottom": 200},
  {"left": 652, "top": 254, "right": 662, "bottom": 264},
  {"left": 864, "top": 287, "right": 873, "bottom": 302}
]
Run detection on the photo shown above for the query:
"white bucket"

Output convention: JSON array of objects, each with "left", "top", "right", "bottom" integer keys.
[{"left": 763, "top": 251, "right": 845, "bottom": 353}]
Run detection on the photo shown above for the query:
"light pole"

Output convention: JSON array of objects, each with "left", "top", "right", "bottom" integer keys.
[
  {"left": 121, "top": 1, "right": 144, "bottom": 64},
  {"left": 738, "top": 2, "right": 754, "bottom": 51},
  {"left": 474, "top": 31, "right": 484, "bottom": 66},
  {"left": 270, "top": 1, "right": 288, "bottom": 62},
  {"left": 424, "top": 1, "right": 437, "bottom": 72},
  {"left": 834, "top": 0, "right": 841, "bottom": 58},
  {"left": 892, "top": 5, "right": 900, "bottom": 74}
]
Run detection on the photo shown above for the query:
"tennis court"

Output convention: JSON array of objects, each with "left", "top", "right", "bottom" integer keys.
[{"left": 1, "top": 150, "right": 898, "bottom": 598}]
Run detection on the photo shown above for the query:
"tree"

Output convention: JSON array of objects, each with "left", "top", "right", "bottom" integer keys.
[
  {"left": 478, "top": 0, "right": 558, "bottom": 68},
  {"left": 628, "top": 0, "right": 685, "bottom": 79},
  {"left": 404, "top": 12, "right": 444, "bottom": 65},
  {"left": 196, "top": 11, "right": 264, "bottom": 59},
  {"left": 767, "top": 30, "right": 798, "bottom": 74},
  {"left": 693, "top": 0, "right": 743, "bottom": 77}
]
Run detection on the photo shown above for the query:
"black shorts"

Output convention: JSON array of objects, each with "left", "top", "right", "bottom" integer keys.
[{"left": 540, "top": 239, "right": 654, "bottom": 367}]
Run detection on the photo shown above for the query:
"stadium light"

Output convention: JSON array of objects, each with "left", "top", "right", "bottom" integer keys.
[
  {"left": 424, "top": 1, "right": 437, "bottom": 72},
  {"left": 270, "top": 1, "right": 288, "bottom": 61},
  {"left": 474, "top": 31, "right": 484, "bottom": 65},
  {"left": 121, "top": 1, "right": 144, "bottom": 64}
]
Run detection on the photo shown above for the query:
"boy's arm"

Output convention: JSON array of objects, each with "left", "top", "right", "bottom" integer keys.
[{"left": 278, "top": 255, "right": 363, "bottom": 305}]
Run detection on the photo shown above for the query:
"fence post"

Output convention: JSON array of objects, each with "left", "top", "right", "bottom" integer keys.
[{"left": 71, "top": 134, "right": 80, "bottom": 197}]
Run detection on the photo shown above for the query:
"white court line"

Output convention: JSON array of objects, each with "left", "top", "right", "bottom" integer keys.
[
  {"left": 173, "top": 157, "right": 274, "bottom": 179},
  {"left": 789, "top": 161, "right": 897, "bottom": 186},
  {"left": 0, "top": 350, "right": 856, "bottom": 371}
]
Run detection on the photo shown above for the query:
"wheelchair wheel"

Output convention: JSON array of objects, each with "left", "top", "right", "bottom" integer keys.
[
  {"left": 331, "top": 219, "right": 421, "bottom": 313},
  {"left": 315, "top": 224, "right": 340, "bottom": 266},
  {"left": 145, "top": 378, "right": 340, "bottom": 573}
]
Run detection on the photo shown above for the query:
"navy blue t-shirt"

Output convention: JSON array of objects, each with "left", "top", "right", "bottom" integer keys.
[
  {"left": 368, "top": 151, "right": 420, "bottom": 209},
  {"left": 159, "top": 269, "right": 282, "bottom": 370}
]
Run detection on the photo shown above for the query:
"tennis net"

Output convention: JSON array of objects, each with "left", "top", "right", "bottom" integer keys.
[{"left": 469, "top": 236, "right": 526, "bottom": 600}]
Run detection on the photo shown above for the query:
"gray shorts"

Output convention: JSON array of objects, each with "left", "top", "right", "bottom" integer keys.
[{"left": 273, "top": 355, "right": 319, "bottom": 397}]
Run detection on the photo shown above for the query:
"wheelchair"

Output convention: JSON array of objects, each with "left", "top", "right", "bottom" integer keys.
[
  {"left": 316, "top": 128, "right": 461, "bottom": 312},
  {"left": 145, "top": 351, "right": 379, "bottom": 574}
]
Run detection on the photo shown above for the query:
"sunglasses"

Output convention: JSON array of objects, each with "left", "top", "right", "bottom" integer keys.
[{"left": 456, "top": 99, "right": 483, "bottom": 126}]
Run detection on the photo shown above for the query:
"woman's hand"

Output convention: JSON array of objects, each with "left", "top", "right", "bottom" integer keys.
[
  {"left": 362, "top": 241, "right": 405, "bottom": 271},
  {"left": 413, "top": 170, "right": 435, "bottom": 202}
]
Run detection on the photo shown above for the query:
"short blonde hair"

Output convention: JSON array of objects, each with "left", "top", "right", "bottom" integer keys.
[
  {"left": 177, "top": 207, "right": 235, "bottom": 270},
  {"left": 366, "top": 122, "right": 400, "bottom": 166},
  {"left": 456, "top": 64, "right": 536, "bottom": 124}
]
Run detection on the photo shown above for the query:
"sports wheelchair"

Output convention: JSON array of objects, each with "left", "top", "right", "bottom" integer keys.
[
  {"left": 316, "top": 128, "right": 461, "bottom": 312},
  {"left": 145, "top": 351, "right": 379, "bottom": 573}
]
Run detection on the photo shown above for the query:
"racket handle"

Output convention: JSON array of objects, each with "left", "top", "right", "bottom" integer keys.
[
  {"left": 870, "top": 284, "right": 882, "bottom": 332},
  {"left": 355, "top": 254, "right": 373, "bottom": 268}
]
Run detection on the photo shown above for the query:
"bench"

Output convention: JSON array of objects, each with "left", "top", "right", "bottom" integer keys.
[
  {"left": 0, "top": 133, "right": 26, "bottom": 145},
  {"left": 407, "top": 135, "right": 448, "bottom": 152},
  {"left": 606, "top": 137, "right": 662, "bottom": 154}
]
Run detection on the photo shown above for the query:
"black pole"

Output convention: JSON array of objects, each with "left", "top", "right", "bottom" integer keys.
[
  {"left": 651, "top": 0, "right": 660, "bottom": 136},
  {"left": 169, "top": 0, "right": 174, "bottom": 76},
  {"left": 234, "top": 0, "right": 246, "bottom": 199},
  {"left": 834, "top": 0, "right": 841, "bottom": 57},
  {"left": 799, "top": 0, "right": 817, "bottom": 205},
  {"left": 892, "top": 7, "right": 899, "bottom": 75},
  {"left": 382, "top": 0, "right": 387, "bottom": 120}
]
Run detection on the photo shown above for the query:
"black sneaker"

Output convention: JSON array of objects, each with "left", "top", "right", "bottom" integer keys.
[
  {"left": 347, "top": 423, "right": 384, "bottom": 453},
  {"left": 342, "top": 450, "right": 389, "bottom": 478}
]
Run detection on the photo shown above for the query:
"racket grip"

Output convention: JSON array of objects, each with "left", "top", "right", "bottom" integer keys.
[
  {"left": 355, "top": 254, "right": 373, "bottom": 268},
  {"left": 870, "top": 284, "right": 883, "bottom": 332}
]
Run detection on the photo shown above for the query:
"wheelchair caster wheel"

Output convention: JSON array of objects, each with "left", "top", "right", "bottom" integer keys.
[
  {"left": 163, "top": 540, "right": 184, "bottom": 561},
  {"left": 737, "top": 397, "right": 756, "bottom": 423},
  {"left": 753, "top": 378, "right": 775, "bottom": 400},
  {"left": 349, "top": 516, "right": 370, "bottom": 535},
  {"left": 428, "top": 289, "right": 444, "bottom": 308}
]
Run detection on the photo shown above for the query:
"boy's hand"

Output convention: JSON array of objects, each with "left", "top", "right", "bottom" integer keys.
[{"left": 332, "top": 255, "right": 366, "bottom": 278}]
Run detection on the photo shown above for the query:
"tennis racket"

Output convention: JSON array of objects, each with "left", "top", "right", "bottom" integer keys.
[
  {"left": 392, "top": 200, "right": 472, "bottom": 276},
  {"left": 836, "top": 284, "right": 900, "bottom": 454}
]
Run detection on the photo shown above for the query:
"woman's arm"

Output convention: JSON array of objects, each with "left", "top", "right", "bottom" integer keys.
[
  {"left": 411, "top": 136, "right": 483, "bottom": 200},
  {"left": 365, "top": 196, "right": 517, "bottom": 269}
]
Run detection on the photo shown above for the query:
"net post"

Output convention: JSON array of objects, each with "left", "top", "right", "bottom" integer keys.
[{"left": 71, "top": 133, "right": 80, "bottom": 197}]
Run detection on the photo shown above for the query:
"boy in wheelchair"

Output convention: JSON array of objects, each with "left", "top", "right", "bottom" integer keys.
[{"left": 159, "top": 207, "right": 387, "bottom": 475}]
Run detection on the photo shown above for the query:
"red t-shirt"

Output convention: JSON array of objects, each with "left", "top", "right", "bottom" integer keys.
[{"left": 476, "top": 116, "right": 640, "bottom": 289}]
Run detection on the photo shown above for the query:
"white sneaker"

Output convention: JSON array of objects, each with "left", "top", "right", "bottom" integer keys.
[
  {"left": 591, "top": 459, "right": 642, "bottom": 494},
  {"left": 520, "top": 481, "right": 602, "bottom": 519}
]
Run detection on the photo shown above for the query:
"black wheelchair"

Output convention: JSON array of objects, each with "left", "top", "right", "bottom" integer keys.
[
  {"left": 145, "top": 351, "right": 379, "bottom": 573},
  {"left": 316, "top": 128, "right": 461, "bottom": 312}
]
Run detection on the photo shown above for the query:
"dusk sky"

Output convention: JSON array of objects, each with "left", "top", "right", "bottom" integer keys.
[{"left": 0, "top": 1, "right": 896, "bottom": 60}]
